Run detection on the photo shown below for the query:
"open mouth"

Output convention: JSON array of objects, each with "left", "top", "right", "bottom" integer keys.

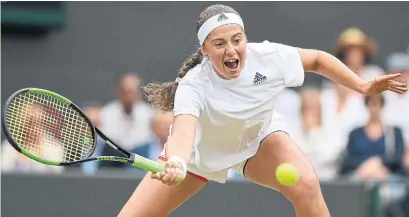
[{"left": 224, "top": 59, "right": 239, "bottom": 71}]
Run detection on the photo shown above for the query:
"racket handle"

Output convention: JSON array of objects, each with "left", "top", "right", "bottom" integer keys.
[
  {"left": 131, "top": 154, "right": 166, "bottom": 173},
  {"left": 131, "top": 154, "right": 185, "bottom": 183}
]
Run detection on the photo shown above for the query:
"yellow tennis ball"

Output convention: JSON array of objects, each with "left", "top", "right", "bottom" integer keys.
[{"left": 276, "top": 163, "right": 299, "bottom": 186}]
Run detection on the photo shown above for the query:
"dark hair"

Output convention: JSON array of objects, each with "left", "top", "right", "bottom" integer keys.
[
  {"left": 364, "top": 94, "right": 385, "bottom": 107},
  {"left": 142, "top": 4, "right": 240, "bottom": 112}
]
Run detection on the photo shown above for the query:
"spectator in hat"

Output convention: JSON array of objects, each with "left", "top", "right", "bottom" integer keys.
[
  {"left": 334, "top": 27, "right": 385, "bottom": 82},
  {"left": 320, "top": 27, "right": 384, "bottom": 151},
  {"left": 323, "top": 27, "right": 385, "bottom": 90}
]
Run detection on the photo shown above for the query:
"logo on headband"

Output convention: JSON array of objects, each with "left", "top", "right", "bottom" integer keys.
[{"left": 217, "top": 14, "right": 229, "bottom": 22}]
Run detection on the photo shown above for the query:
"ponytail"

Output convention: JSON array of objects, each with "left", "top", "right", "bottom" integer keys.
[{"left": 142, "top": 49, "right": 203, "bottom": 112}]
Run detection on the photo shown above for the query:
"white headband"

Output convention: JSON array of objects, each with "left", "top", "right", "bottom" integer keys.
[{"left": 197, "top": 13, "right": 244, "bottom": 46}]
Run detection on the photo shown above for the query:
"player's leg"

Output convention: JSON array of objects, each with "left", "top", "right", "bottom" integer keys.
[
  {"left": 244, "top": 131, "right": 330, "bottom": 217},
  {"left": 118, "top": 159, "right": 208, "bottom": 217}
]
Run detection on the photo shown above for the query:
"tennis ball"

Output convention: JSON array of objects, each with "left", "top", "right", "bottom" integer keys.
[{"left": 275, "top": 163, "right": 299, "bottom": 186}]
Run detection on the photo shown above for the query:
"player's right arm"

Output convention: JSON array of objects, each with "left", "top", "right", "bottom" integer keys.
[
  {"left": 151, "top": 76, "right": 203, "bottom": 186},
  {"left": 150, "top": 114, "right": 198, "bottom": 186},
  {"left": 165, "top": 114, "right": 198, "bottom": 165}
]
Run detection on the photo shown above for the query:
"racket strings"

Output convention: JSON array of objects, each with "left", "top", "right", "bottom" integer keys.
[{"left": 6, "top": 92, "right": 94, "bottom": 163}]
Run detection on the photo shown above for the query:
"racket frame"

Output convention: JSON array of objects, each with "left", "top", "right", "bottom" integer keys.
[
  {"left": 3, "top": 88, "right": 167, "bottom": 173},
  {"left": 2, "top": 88, "right": 98, "bottom": 166},
  {"left": 2, "top": 87, "right": 166, "bottom": 173}
]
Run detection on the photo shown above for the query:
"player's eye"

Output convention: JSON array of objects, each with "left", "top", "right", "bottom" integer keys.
[{"left": 214, "top": 41, "right": 225, "bottom": 48}]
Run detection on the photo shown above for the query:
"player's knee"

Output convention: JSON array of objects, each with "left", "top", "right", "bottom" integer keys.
[
  {"left": 282, "top": 172, "right": 321, "bottom": 205},
  {"left": 267, "top": 131, "right": 288, "bottom": 144}
]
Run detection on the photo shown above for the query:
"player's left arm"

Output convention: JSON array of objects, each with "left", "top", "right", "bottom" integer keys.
[{"left": 297, "top": 48, "right": 407, "bottom": 95}]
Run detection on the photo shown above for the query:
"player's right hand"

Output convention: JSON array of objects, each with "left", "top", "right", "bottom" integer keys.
[{"left": 151, "top": 158, "right": 186, "bottom": 186}]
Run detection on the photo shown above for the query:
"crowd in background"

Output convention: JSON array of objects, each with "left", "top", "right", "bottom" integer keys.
[{"left": 2, "top": 27, "right": 409, "bottom": 208}]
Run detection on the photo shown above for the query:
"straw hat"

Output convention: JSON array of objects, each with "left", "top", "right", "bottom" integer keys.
[{"left": 334, "top": 27, "right": 377, "bottom": 56}]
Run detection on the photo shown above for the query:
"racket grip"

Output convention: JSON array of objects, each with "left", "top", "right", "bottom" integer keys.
[
  {"left": 130, "top": 154, "right": 185, "bottom": 183},
  {"left": 131, "top": 154, "right": 166, "bottom": 173}
]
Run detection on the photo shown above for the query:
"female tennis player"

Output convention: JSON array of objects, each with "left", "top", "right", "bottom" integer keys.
[{"left": 118, "top": 4, "right": 407, "bottom": 217}]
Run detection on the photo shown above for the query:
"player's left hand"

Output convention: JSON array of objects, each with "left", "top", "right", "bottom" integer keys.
[{"left": 361, "top": 73, "right": 408, "bottom": 95}]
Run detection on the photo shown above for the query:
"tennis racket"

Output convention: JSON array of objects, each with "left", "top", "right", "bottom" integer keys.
[{"left": 2, "top": 87, "right": 168, "bottom": 175}]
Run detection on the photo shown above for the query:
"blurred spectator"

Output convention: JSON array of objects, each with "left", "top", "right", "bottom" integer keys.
[
  {"left": 292, "top": 87, "right": 341, "bottom": 181},
  {"left": 1, "top": 139, "right": 64, "bottom": 174},
  {"left": 149, "top": 109, "right": 173, "bottom": 160},
  {"left": 85, "top": 104, "right": 102, "bottom": 127},
  {"left": 341, "top": 94, "right": 406, "bottom": 206},
  {"left": 321, "top": 82, "right": 368, "bottom": 153},
  {"left": 1, "top": 103, "right": 64, "bottom": 174},
  {"left": 405, "top": 149, "right": 409, "bottom": 176},
  {"left": 341, "top": 94, "right": 405, "bottom": 178},
  {"left": 79, "top": 104, "right": 105, "bottom": 174},
  {"left": 382, "top": 52, "right": 409, "bottom": 174},
  {"left": 99, "top": 73, "right": 155, "bottom": 168}
]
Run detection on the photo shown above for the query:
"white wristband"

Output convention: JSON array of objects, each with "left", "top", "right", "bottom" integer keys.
[{"left": 168, "top": 156, "right": 187, "bottom": 179}]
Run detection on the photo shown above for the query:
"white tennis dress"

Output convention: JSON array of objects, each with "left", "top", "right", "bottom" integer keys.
[{"left": 160, "top": 40, "right": 305, "bottom": 183}]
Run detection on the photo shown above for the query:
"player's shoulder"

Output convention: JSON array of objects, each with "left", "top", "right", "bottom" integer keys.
[
  {"left": 178, "top": 62, "right": 208, "bottom": 88},
  {"left": 179, "top": 64, "right": 202, "bottom": 81},
  {"left": 247, "top": 40, "right": 294, "bottom": 57}
]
